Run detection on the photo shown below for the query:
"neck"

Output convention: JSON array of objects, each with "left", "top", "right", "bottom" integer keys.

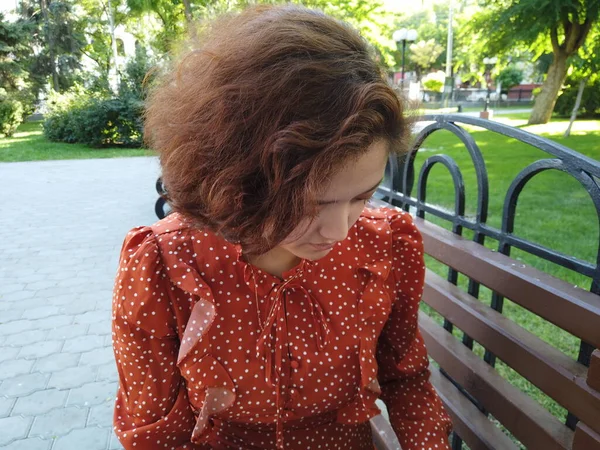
[{"left": 246, "top": 246, "right": 301, "bottom": 279}]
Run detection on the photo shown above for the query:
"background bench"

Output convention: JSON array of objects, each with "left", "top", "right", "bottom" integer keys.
[
  {"left": 373, "top": 114, "right": 600, "bottom": 450},
  {"left": 154, "top": 115, "right": 600, "bottom": 450}
]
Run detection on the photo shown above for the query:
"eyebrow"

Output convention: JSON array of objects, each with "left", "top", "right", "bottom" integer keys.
[{"left": 317, "top": 177, "right": 384, "bottom": 205}]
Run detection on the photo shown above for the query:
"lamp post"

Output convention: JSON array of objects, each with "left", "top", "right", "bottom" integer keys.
[
  {"left": 393, "top": 28, "right": 417, "bottom": 91},
  {"left": 482, "top": 56, "right": 498, "bottom": 113}
]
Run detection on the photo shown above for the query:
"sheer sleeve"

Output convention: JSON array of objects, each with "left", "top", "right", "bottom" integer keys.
[
  {"left": 111, "top": 226, "right": 207, "bottom": 450},
  {"left": 376, "top": 213, "right": 452, "bottom": 450}
]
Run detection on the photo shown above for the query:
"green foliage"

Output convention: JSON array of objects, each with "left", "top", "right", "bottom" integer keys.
[
  {"left": 0, "top": 96, "right": 24, "bottom": 137},
  {"left": 496, "top": 66, "right": 524, "bottom": 93},
  {"left": 555, "top": 78, "right": 600, "bottom": 118},
  {"left": 409, "top": 39, "right": 444, "bottom": 78},
  {"left": 43, "top": 87, "right": 143, "bottom": 147},
  {"left": 422, "top": 71, "right": 445, "bottom": 92},
  {"left": 119, "top": 45, "right": 157, "bottom": 100}
]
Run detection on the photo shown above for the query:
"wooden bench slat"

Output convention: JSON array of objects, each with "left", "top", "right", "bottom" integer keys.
[
  {"left": 415, "top": 217, "right": 600, "bottom": 349},
  {"left": 429, "top": 365, "right": 518, "bottom": 450},
  {"left": 423, "top": 270, "right": 600, "bottom": 435},
  {"left": 573, "top": 423, "right": 600, "bottom": 450},
  {"left": 419, "top": 311, "right": 574, "bottom": 450},
  {"left": 589, "top": 350, "right": 600, "bottom": 391}
]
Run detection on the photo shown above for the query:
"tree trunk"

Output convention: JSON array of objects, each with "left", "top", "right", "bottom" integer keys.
[
  {"left": 528, "top": 50, "right": 568, "bottom": 125},
  {"left": 564, "top": 79, "right": 586, "bottom": 138},
  {"left": 182, "top": 0, "right": 193, "bottom": 22},
  {"left": 107, "top": 0, "right": 120, "bottom": 91},
  {"left": 40, "top": 0, "right": 59, "bottom": 91}
]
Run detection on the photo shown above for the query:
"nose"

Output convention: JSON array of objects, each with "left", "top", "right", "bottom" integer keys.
[{"left": 318, "top": 204, "right": 351, "bottom": 243}]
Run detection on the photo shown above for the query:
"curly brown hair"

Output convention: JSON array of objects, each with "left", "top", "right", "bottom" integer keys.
[{"left": 145, "top": 4, "right": 409, "bottom": 256}]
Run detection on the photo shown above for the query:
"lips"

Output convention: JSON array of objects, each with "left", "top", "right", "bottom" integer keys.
[{"left": 310, "top": 242, "right": 336, "bottom": 251}]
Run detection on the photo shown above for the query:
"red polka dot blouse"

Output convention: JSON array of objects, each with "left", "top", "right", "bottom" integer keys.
[{"left": 111, "top": 206, "right": 452, "bottom": 450}]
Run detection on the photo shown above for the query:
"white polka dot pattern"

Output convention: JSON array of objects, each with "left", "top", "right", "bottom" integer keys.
[{"left": 111, "top": 207, "right": 452, "bottom": 449}]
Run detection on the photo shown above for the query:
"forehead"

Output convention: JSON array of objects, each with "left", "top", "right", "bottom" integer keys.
[{"left": 320, "top": 139, "right": 389, "bottom": 199}]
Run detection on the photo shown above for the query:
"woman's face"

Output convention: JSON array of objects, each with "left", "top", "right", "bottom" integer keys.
[{"left": 278, "top": 139, "right": 389, "bottom": 262}]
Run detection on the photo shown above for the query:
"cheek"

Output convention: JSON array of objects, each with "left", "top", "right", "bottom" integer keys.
[{"left": 280, "top": 218, "right": 316, "bottom": 245}]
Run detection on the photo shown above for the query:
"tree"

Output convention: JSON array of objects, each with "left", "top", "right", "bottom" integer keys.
[
  {"left": 409, "top": 39, "right": 444, "bottom": 80},
  {"left": 496, "top": 66, "right": 523, "bottom": 93},
  {"left": 471, "top": 0, "right": 600, "bottom": 124},
  {"left": 18, "top": 0, "right": 87, "bottom": 93}
]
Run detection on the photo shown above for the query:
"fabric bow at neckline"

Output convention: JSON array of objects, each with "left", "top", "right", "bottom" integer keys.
[{"left": 253, "top": 272, "right": 332, "bottom": 450}]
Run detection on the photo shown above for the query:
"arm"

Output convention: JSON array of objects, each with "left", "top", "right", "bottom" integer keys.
[
  {"left": 376, "top": 213, "right": 452, "bottom": 450},
  {"left": 112, "top": 227, "right": 207, "bottom": 450}
]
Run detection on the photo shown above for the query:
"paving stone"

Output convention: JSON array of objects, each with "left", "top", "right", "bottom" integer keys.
[
  {"left": 0, "top": 309, "right": 24, "bottom": 322},
  {"left": 43, "top": 271, "right": 73, "bottom": 281},
  {"left": 0, "top": 372, "right": 49, "bottom": 398},
  {"left": 0, "top": 359, "right": 34, "bottom": 381},
  {"left": 79, "top": 346, "right": 115, "bottom": 366},
  {"left": 30, "top": 314, "right": 73, "bottom": 330},
  {"left": 67, "top": 381, "right": 117, "bottom": 408},
  {"left": 4, "top": 329, "right": 48, "bottom": 347},
  {"left": 33, "top": 352, "right": 80, "bottom": 373},
  {"left": 29, "top": 406, "right": 88, "bottom": 439},
  {"left": 0, "top": 416, "right": 32, "bottom": 446},
  {"left": 87, "top": 401, "right": 113, "bottom": 427},
  {"left": 2, "top": 291, "right": 36, "bottom": 302},
  {"left": 46, "top": 323, "right": 88, "bottom": 341},
  {"left": 48, "top": 366, "right": 97, "bottom": 390},
  {"left": 62, "top": 335, "right": 105, "bottom": 354},
  {"left": 73, "top": 310, "right": 111, "bottom": 325},
  {"left": 96, "top": 362, "right": 118, "bottom": 383},
  {"left": 57, "top": 302, "right": 96, "bottom": 315},
  {"left": 108, "top": 431, "right": 125, "bottom": 450},
  {"left": 52, "top": 426, "right": 110, "bottom": 450},
  {"left": 0, "top": 320, "right": 34, "bottom": 337},
  {"left": 88, "top": 321, "right": 111, "bottom": 336},
  {"left": 24, "top": 280, "right": 59, "bottom": 292},
  {"left": 0, "top": 283, "right": 27, "bottom": 295},
  {"left": 33, "top": 287, "right": 72, "bottom": 300},
  {"left": 12, "top": 388, "right": 68, "bottom": 416},
  {"left": 2, "top": 437, "right": 52, "bottom": 450},
  {"left": 21, "top": 306, "right": 61, "bottom": 321},
  {"left": 0, "top": 397, "right": 15, "bottom": 418},
  {"left": 18, "top": 340, "right": 63, "bottom": 360},
  {"left": 0, "top": 347, "right": 20, "bottom": 363},
  {"left": 45, "top": 294, "right": 75, "bottom": 306}
]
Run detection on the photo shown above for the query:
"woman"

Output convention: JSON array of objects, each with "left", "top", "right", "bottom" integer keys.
[{"left": 112, "top": 4, "right": 452, "bottom": 450}]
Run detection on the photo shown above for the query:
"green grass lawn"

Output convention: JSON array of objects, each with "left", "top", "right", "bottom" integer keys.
[
  {"left": 412, "top": 114, "right": 599, "bottom": 441},
  {"left": 0, "top": 121, "right": 154, "bottom": 162}
]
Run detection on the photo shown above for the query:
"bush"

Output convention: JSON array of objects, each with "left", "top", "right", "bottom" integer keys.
[
  {"left": 496, "top": 66, "right": 523, "bottom": 94},
  {"left": 0, "top": 97, "right": 24, "bottom": 137},
  {"left": 554, "top": 79, "right": 600, "bottom": 118},
  {"left": 422, "top": 71, "right": 446, "bottom": 93},
  {"left": 43, "top": 88, "right": 144, "bottom": 147}
]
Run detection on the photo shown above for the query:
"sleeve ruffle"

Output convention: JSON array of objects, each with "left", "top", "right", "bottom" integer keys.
[
  {"left": 113, "top": 224, "right": 236, "bottom": 448},
  {"left": 375, "top": 210, "right": 453, "bottom": 450}
]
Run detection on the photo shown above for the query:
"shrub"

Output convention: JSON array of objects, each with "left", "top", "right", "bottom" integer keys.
[
  {"left": 496, "top": 66, "right": 524, "bottom": 94},
  {"left": 0, "top": 97, "right": 24, "bottom": 137},
  {"left": 554, "top": 79, "right": 600, "bottom": 118},
  {"left": 422, "top": 71, "right": 446, "bottom": 92},
  {"left": 43, "top": 92, "right": 144, "bottom": 147}
]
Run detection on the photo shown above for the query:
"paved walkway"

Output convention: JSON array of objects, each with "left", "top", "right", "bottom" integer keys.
[{"left": 1, "top": 157, "right": 161, "bottom": 449}]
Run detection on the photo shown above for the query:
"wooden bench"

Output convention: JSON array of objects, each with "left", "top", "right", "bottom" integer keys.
[{"left": 371, "top": 114, "right": 600, "bottom": 450}]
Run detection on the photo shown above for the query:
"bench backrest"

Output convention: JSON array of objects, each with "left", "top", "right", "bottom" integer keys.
[{"left": 376, "top": 114, "right": 600, "bottom": 450}]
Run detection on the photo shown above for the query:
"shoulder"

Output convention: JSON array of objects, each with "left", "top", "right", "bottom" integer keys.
[
  {"left": 113, "top": 214, "right": 216, "bottom": 337},
  {"left": 356, "top": 206, "right": 421, "bottom": 244},
  {"left": 352, "top": 206, "right": 423, "bottom": 282}
]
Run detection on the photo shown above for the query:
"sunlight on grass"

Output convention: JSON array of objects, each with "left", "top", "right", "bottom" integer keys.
[
  {"left": 524, "top": 120, "right": 600, "bottom": 136},
  {"left": 0, "top": 121, "right": 153, "bottom": 162}
]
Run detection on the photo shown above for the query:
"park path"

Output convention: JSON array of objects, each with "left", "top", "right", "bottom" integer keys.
[{"left": 0, "top": 157, "right": 160, "bottom": 449}]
